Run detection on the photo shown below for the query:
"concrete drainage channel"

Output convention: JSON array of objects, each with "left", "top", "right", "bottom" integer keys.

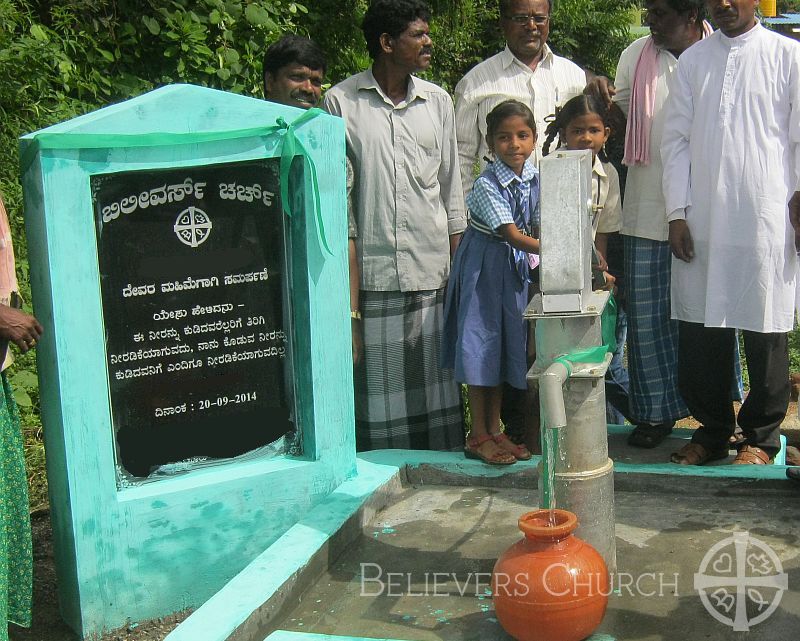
[{"left": 164, "top": 450, "right": 800, "bottom": 641}]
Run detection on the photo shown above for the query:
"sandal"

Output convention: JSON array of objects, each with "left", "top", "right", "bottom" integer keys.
[
  {"left": 732, "top": 445, "right": 773, "bottom": 465},
  {"left": 490, "top": 431, "right": 532, "bottom": 461},
  {"left": 465, "top": 434, "right": 517, "bottom": 465},
  {"left": 785, "top": 445, "right": 800, "bottom": 467},
  {"left": 627, "top": 422, "right": 674, "bottom": 449},
  {"left": 670, "top": 442, "right": 729, "bottom": 466}
]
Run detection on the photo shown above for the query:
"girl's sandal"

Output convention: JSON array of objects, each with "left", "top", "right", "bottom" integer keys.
[
  {"left": 491, "top": 432, "right": 532, "bottom": 461},
  {"left": 465, "top": 434, "right": 517, "bottom": 465}
]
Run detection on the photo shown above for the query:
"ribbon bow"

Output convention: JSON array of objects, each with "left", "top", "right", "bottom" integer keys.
[{"left": 275, "top": 107, "right": 331, "bottom": 254}]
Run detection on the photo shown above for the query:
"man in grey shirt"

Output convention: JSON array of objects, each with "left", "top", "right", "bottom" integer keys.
[{"left": 324, "top": 0, "right": 467, "bottom": 451}]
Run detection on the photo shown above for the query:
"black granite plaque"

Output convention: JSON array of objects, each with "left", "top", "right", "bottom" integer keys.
[{"left": 91, "top": 159, "right": 293, "bottom": 477}]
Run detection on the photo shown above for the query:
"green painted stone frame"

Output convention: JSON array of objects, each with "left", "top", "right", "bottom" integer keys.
[{"left": 20, "top": 84, "right": 355, "bottom": 637}]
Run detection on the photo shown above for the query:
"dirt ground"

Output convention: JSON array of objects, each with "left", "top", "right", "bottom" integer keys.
[
  {"left": 11, "top": 404, "right": 800, "bottom": 641},
  {"left": 8, "top": 510, "right": 190, "bottom": 641}
]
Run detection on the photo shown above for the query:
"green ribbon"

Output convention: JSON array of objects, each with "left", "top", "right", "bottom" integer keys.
[
  {"left": 20, "top": 106, "right": 333, "bottom": 254},
  {"left": 552, "top": 293, "right": 618, "bottom": 376},
  {"left": 275, "top": 107, "right": 332, "bottom": 254}
]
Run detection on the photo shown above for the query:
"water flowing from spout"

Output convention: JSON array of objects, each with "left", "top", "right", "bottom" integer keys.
[{"left": 541, "top": 421, "right": 559, "bottom": 526}]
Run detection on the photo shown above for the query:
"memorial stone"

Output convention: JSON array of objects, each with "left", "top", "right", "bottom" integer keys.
[{"left": 20, "top": 84, "right": 354, "bottom": 637}]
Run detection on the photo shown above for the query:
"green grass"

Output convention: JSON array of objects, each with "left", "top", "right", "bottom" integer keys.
[
  {"left": 22, "top": 421, "right": 47, "bottom": 512},
  {"left": 11, "top": 347, "right": 48, "bottom": 513}
]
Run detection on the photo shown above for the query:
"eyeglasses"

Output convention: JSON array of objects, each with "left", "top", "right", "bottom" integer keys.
[{"left": 504, "top": 14, "right": 549, "bottom": 26}]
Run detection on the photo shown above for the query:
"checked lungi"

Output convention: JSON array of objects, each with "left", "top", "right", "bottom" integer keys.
[
  {"left": 623, "top": 236, "right": 688, "bottom": 423},
  {"left": 355, "top": 288, "right": 464, "bottom": 451}
]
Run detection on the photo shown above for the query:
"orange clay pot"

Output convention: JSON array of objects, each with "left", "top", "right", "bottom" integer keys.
[{"left": 492, "top": 509, "right": 609, "bottom": 641}]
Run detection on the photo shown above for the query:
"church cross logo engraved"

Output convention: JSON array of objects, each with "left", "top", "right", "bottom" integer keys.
[{"left": 174, "top": 206, "right": 213, "bottom": 248}]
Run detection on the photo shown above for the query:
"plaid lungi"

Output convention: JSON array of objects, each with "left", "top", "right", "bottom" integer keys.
[
  {"left": 355, "top": 288, "right": 465, "bottom": 451},
  {"left": 624, "top": 236, "right": 689, "bottom": 423}
]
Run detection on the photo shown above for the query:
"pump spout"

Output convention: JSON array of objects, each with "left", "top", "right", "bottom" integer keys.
[{"left": 540, "top": 361, "right": 568, "bottom": 429}]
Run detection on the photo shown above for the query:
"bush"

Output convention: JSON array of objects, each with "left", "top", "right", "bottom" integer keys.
[{"left": 550, "top": 0, "right": 638, "bottom": 78}]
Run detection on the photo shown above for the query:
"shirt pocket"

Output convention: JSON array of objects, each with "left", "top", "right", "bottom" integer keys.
[{"left": 413, "top": 133, "right": 440, "bottom": 189}]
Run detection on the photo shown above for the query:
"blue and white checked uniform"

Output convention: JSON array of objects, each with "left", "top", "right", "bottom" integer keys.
[
  {"left": 442, "top": 159, "right": 539, "bottom": 390},
  {"left": 467, "top": 159, "right": 538, "bottom": 235}
]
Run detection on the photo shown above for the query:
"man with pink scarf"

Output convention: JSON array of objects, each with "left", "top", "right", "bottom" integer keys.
[
  {"left": 588, "top": 0, "right": 709, "bottom": 448},
  {"left": 0, "top": 194, "right": 41, "bottom": 637}
]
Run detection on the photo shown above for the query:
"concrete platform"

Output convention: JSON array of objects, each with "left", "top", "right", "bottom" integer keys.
[
  {"left": 166, "top": 445, "right": 800, "bottom": 641},
  {"left": 275, "top": 481, "right": 799, "bottom": 641}
]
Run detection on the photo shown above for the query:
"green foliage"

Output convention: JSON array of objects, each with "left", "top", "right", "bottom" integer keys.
[
  {"left": 425, "top": 0, "right": 503, "bottom": 94},
  {"left": 125, "top": 0, "right": 308, "bottom": 95},
  {"left": 1, "top": 0, "right": 312, "bottom": 512},
  {"left": 303, "top": 0, "right": 370, "bottom": 86},
  {"left": 789, "top": 328, "right": 800, "bottom": 378},
  {"left": 22, "top": 421, "right": 48, "bottom": 512},
  {"left": 550, "top": 0, "right": 638, "bottom": 77}
]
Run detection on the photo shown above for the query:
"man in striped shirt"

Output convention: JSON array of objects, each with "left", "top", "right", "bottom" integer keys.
[
  {"left": 324, "top": 0, "right": 467, "bottom": 451},
  {"left": 455, "top": 0, "right": 587, "bottom": 196}
]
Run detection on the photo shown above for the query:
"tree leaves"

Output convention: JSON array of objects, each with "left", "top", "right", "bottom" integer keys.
[
  {"left": 245, "top": 3, "right": 270, "bottom": 26},
  {"left": 143, "top": 15, "right": 161, "bottom": 35},
  {"left": 29, "top": 24, "right": 48, "bottom": 42}
]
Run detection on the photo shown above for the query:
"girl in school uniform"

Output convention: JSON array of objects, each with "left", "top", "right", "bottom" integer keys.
[
  {"left": 542, "top": 94, "right": 622, "bottom": 286},
  {"left": 543, "top": 94, "right": 631, "bottom": 425},
  {"left": 442, "top": 100, "right": 540, "bottom": 465}
]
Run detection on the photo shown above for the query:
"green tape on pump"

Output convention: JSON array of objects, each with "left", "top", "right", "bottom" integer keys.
[
  {"left": 552, "top": 293, "right": 618, "bottom": 376},
  {"left": 20, "top": 107, "right": 333, "bottom": 255}
]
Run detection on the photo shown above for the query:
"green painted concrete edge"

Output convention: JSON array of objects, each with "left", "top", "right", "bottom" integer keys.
[
  {"left": 264, "top": 631, "right": 615, "bottom": 641},
  {"left": 164, "top": 458, "right": 403, "bottom": 641},
  {"left": 358, "top": 443, "right": 793, "bottom": 481},
  {"left": 266, "top": 633, "right": 402, "bottom": 641}
]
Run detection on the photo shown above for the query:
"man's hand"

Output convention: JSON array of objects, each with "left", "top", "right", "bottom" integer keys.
[
  {"left": 449, "top": 233, "right": 462, "bottom": 259},
  {"left": 584, "top": 76, "right": 616, "bottom": 107},
  {"left": 0, "top": 305, "right": 43, "bottom": 353},
  {"left": 789, "top": 191, "right": 800, "bottom": 250},
  {"left": 351, "top": 320, "right": 363, "bottom": 367},
  {"left": 669, "top": 219, "right": 694, "bottom": 262}
]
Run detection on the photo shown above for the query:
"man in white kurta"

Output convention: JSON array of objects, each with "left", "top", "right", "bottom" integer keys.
[{"left": 661, "top": 2, "right": 800, "bottom": 465}]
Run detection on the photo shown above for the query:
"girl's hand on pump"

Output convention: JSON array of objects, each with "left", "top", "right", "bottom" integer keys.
[{"left": 498, "top": 223, "right": 539, "bottom": 254}]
